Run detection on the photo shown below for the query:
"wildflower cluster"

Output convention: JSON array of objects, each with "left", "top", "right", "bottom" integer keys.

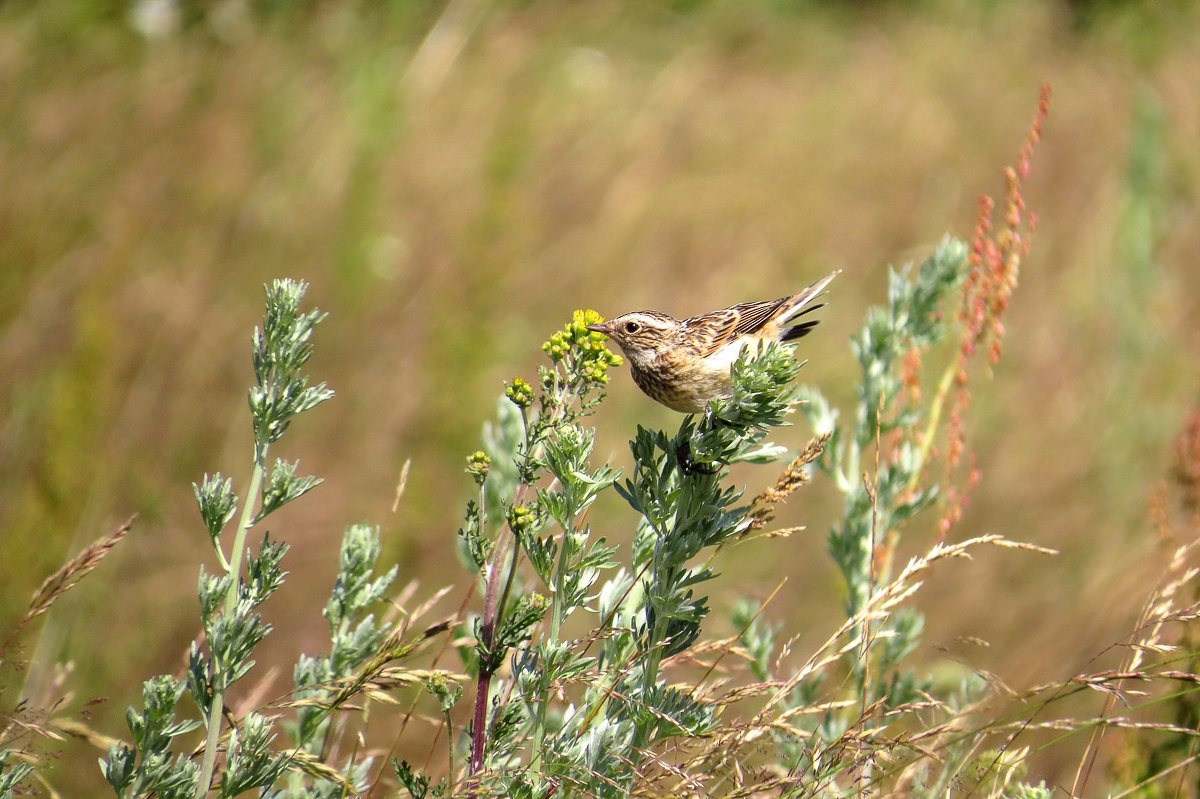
[
  {"left": 540, "top": 309, "right": 622, "bottom": 395},
  {"left": 504, "top": 377, "right": 535, "bottom": 409},
  {"left": 506, "top": 504, "right": 535, "bottom": 534},
  {"left": 465, "top": 450, "right": 491, "bottom": 485},
  {"left": 454, "top": 311, "right": 623, "bottom": 790},
  {"left": 447, "top": 308, "right": 823, "bottom": 797}
]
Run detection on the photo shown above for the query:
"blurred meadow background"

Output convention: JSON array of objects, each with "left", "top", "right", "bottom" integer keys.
[{"left": 2, "top": 0, "right": 1200, "bottom": 794}]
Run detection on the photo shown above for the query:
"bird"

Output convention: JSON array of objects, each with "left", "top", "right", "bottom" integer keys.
[{"left": 587, "top": 270, "right": 840, "bottom": 413}]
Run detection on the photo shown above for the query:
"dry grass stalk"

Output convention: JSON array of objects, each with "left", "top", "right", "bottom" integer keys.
[
  {"left": 1, "top": 517, "right": 133, "bottom": 659},
  {"left": 746, "top": 433, "right": 830, "bottom": 533}
]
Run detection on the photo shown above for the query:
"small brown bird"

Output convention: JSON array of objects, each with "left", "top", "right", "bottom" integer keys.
[{"left": 587, "top": 271, "right": 840, "bottom": 413}]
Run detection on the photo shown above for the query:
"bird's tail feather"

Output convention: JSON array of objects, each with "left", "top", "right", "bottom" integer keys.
[
  {"left": 778, "top": 269, "right": 841, "bottom": 338},
  {"left": 781, "top": 318, "right": 821, "bottom": 341}
]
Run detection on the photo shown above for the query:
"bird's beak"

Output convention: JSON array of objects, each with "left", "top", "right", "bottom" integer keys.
[{"left": 586, "top": 322, "right": 612, "bottom": 336}]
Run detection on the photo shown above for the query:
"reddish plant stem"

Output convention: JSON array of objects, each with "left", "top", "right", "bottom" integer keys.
[
  {"left": 467, "top": 447, "right": 543, "bottom": 785},
  {"left": 467, "top": 510, "right": 518, "bottom": 781}
]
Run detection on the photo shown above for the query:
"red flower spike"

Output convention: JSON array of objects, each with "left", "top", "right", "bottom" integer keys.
[{"left": 932, "top": 84, "right": 1048, "bottom": 541}]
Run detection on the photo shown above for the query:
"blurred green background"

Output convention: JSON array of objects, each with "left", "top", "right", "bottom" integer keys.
[{"left": 2, "top": 0, "right": 1199, "bottom": 794}]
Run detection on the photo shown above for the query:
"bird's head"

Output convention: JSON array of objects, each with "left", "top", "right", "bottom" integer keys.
[{"left": 587, "top": 311, "right": 678, "bottom": 363}]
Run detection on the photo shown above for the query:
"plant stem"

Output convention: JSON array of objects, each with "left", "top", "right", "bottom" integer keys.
[
  {"left": 467, "top": 532, "right": 506, "bottom": 781},
  {"left": 529, "top": 508, "right": 577, "bottom": 777},
  {"left": 466, "top": 369, "right": 580, "bottom": 787},
  {"left": 467, "top": 481, "right": 527, "bottom": 785},
  {"left": 194, "top": 446, "right": 267, "bottom": 798},
  {"left": 906, "top": 357, "right": 958, "bottom": 496},
  {"left": 624, "top": 526, "right": 674, "bottom": 797}
]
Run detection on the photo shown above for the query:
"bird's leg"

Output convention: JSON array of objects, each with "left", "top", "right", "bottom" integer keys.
[
  {"left": 675, "top": 439, "right": 718, "bottom": 477},
  {"left": 703, "top": 403, "right": 733, "bottom": 429},
  {"left": 673, "top": 405, "right": 726, "bottom": 476}
]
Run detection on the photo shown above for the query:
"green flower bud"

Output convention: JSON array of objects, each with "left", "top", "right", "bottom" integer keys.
[
  {"left": 505, "top": 377, "right": 535, "bottom": 409},
  {"left": 508, "top": 504, "right": 533, "bottom": 534},
  {"left": 465, "top": 451, "right": 491, "bottom": 485}
]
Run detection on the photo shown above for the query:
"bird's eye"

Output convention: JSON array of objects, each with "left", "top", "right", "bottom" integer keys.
[{"left": 624, "top": 321, "right": 641, "bottom": 334}]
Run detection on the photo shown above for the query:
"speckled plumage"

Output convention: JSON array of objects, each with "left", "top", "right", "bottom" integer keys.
[{"left": 588, "top": 270, "right": 840, "bottom": 413}]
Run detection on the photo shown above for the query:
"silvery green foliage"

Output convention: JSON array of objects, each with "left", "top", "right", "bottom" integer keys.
[
  {"left": 101, "top": 677, "right": 202, "bottom": 798},
  {"left": 460, "top": 332, "right": 805, "bottom": 797},
  {"left": 800, "top": 237, "right": 967, "bottom": 620},
  {"left": 730, "top": 240, "right": 973, "bottom": 784},
  {"left": 219, "top": 714, "right": 288, "bottom": 796},
  {"left": 103, "top": 280, "right": 335, "bottom": 798},
  {"left": 454, "top": 315, "right": 625, "bottom": 791},
  {"left": 275, "top": 524, "right": 397, "bottom": 798},
  {"left": 0, "top": 751, "right": 35, "bottom": 799},
  {"left": 593, "top": 342, "right": 799, "bottom": 790},
  {"left": 249, "top": 280, "right": 334, "bottom": 449},
  {"left": 194, "top": 473, "right": 237, "bottom": 546},
  {"left": 106, "top": 541, "right": 292, "bottom": 798}
]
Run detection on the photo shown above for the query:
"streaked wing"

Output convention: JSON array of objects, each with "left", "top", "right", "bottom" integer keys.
[
  {"left": 684, "top": 308, "right": 740, "bottom": 358},
  {"left": 742, "top": 272, "right": 840, "bottom": 337},
  {"left": 683, "top": 270, "right": 841, "bottom": 358},
  {"left": 729, "top": 297, "right": 790, "bottom": 337}
]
